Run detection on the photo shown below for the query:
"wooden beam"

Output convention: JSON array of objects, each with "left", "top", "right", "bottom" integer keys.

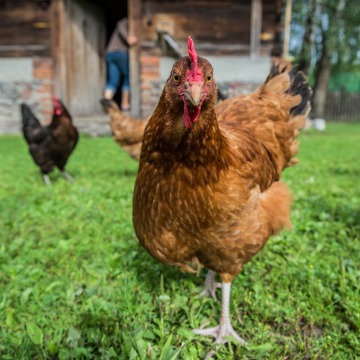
[
  {"left": 283, "top": 0, "right": 292, "bottom": 59},
  {"left": 128, "top": 0, "right": 142, "bottom": 117},
  {"left": 51, "top": 0, "right": 69, "bottom": 104},
  {"left": 250, "top": 0, "right": 262, "bottom": 58}
]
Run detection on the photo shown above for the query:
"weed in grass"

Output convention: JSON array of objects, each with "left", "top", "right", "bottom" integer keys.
[{"left": 0, "top": 123, "right": 359, "bottom": 359}]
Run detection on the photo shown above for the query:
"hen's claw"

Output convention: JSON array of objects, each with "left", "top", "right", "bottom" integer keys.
[
  {"left": 201, "top": 270, "right": 222, "bottom": 301},
  {"left": 194, "top": 324, "right": 246, "bottom": 345},
  {"left": 62, "top": 171, "right": 74, "bottom": 182}
]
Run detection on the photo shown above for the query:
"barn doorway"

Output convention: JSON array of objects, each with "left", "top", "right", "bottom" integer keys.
[
  {"left": 97, "top": 1, "right": 128, "bottom": 107},
  {"left": 53, "top": 0, "right": 128, "bottom": 115}
]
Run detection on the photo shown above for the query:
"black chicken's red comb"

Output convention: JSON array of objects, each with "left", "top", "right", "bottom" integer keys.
[{"left": 53, "top": 96, "right": 62, "bottom": 116}]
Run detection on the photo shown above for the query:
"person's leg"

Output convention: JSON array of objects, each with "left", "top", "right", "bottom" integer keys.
[
  {"left": 117, "top": 52, "right": 130, "bottom": 110},
  {"left": 104, "top": 52, "right": 120, "bottom": 99}
]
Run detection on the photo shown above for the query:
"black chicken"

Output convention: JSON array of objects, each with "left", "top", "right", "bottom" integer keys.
[{"left": 21, "top": 97, "right": 79, "bottom": 185}]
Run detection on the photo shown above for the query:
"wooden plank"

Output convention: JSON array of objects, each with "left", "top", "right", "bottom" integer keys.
[
  {"left": 0, "top": 0, "right": 51, "bottom": 57},
  {"left": 283, "top": 0, "right": 292, "bottom": 59},
  {"left": 141, "top": 0, "right": 282, "bottom": 56},
  {"left": 128, "top": 0, "right": 142, "bottom": 117},
  {"left": 142, "top": 4, "right": 252, "bottom": 45},
  {"left": 52, "top": 0, "right": 105, "bottom": 114},
  {"left": 67, "top": 0, "right": 105, "bottom": 114},
  {"left": 51, "top": 0, "right": 67, "bottom": 101},
  {"left": 250, "top": 0, "right": 262, "bottom": 58}
]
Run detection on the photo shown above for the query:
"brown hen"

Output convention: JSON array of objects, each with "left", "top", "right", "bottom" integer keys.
[
  {"left": 133, "top": 37, "right": 311, "bottom": 344},
  {"left": 101, "top": 99, "right": 148, "bottom": 160}
]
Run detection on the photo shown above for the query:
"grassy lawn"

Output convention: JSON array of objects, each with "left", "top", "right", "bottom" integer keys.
[{"left": 0, "top": 123, "right": 359, "bottom": 359}]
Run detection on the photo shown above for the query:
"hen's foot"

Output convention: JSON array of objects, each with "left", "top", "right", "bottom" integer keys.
[
  {"left": 204, "top": 350, "right": 217, "bottom": 360},
  {"left": 201, "top": 270, "right": 222, "bottom": 301},
  {"left": 62, "top": 171, "right": 74, "bottom": 182},
  {"left": 43, "top": 174, "right": 51, "bottom": 186},
  {"left": 194, "top": 282, "right": 247, "bottom": 345},
  {"left": 193, "top": 323, "right": 246, "bottom": 345}
]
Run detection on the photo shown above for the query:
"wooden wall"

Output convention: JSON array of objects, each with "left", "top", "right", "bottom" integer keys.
[
  {"left": 0, "top": 0, "right": 52, "bottom": 57},
  {"left": 141, "top": 0, "right": 280, "bottom": 55},
  {"left": 0, "top": 0, "right": 107, "bottom": 116},
  {"left": 143, "top": 0, "right": 249, "bottom": 43}
]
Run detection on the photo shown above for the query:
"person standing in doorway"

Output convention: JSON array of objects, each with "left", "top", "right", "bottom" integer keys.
[{"left": 104, "top": 17, "right": 138, "bottom": 111}]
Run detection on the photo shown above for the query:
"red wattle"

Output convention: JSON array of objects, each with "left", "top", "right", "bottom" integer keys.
[{"left": 182, "top": 96, "right": 202, "bottom": 128}]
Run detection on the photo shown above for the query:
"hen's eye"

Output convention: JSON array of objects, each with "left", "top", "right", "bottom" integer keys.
[
  {"left": 173, "top": 73, "right": 180, "bottom": 83},
  {"left": 206, "top": 74, "right": 212, "bottom": 82}
]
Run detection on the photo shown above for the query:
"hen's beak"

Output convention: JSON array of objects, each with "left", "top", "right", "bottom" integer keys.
[{"left": 183, "top": 82, "right": 203, "bottom": 106}]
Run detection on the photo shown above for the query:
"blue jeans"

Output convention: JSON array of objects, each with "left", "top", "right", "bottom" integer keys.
[{"left": 105, "top": 51, "right": 130, "bottom": 92}]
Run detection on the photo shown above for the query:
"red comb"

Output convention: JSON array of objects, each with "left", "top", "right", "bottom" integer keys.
[
  {"left": 53, "top": 95, "right": 62, "bottom": 116},
  {"left": 188, "top": 37, "right": 198, "bottom": 69},
  {"left": 187, "top": 36, "right": 202, "bottom": 82}
]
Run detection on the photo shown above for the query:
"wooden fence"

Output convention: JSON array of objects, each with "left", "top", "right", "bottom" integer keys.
[{"left": 325, "top": 91, "right": 360, "bottom": 122}]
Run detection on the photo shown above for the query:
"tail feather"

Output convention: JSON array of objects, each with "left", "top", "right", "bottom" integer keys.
[
  {"left": 262, "top": 63, "right": 312, "bottom": 119},
  {"left": 216, "top": 62, "right": 312, "bottom": 175},
  {"left": 20, "top": 103, "right": 48, "bottom": 144},
  {"left": 287, "top": 71, "right": 312, "bottom": 116},
  {"left": 257, "top": 62, "right": 312, "bottom": 170},
  {"left": 264, "top": 62, "right": 291, "bottom": 84},
  {"left": 100, "top": 98, "right": 119, "bottom": 113},
  {"left": 20, "top": 103, "right": 41, "bottom": 128},
  {"left": 100, "top": 99, "right": 148, "bottom": 160}
]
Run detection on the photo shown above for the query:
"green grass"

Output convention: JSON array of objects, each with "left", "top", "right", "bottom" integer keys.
[{"left": 0, "top": 123, "right": 359, "bottom": 359}]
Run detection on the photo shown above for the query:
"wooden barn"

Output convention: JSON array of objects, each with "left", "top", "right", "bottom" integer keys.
[{"left": 0, "top": 0, "right": 285, "bottom": 134}]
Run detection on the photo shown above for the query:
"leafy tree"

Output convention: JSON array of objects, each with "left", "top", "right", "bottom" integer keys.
[
  {"left": 297, "top": 0, "right": 319, "bottom": 75},
  {"left": 291, "top": 0, "right": 360, "bottom": 117}
]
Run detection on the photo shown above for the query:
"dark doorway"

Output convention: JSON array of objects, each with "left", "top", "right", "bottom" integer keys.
[{"left": 92, "top": 0, "right": 128, "bottom": 106}]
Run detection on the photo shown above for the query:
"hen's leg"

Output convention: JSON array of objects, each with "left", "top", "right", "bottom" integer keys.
[
  {"left": 62, "top": 171, "right": 74, "bottom": 182},
  {"left": 201, "top": 270, "right": 222, "bottom": 300},
  {"left": 194, "top": 282, "right": 246, "bottom": 345},
  {"left": 43, "top": 174, "right": 51, "bottom": 186}
]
